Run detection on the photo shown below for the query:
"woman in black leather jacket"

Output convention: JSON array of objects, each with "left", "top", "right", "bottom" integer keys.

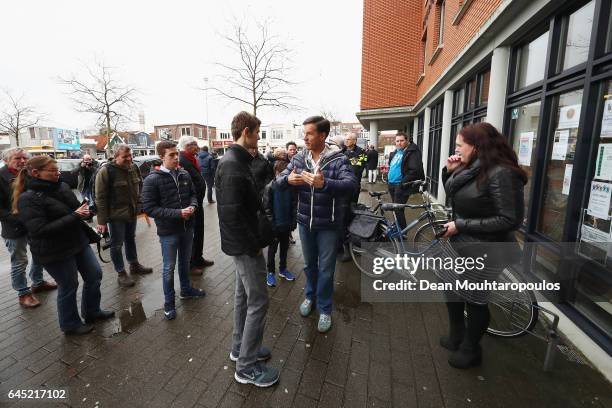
[
  {"left": 441, "top": 122, "right": 527, "bottom": 369},
  {"left": 12, "top": 156, "right": 114, "bottom": 335}
]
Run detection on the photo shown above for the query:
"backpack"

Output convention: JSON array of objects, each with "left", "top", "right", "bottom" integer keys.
[{"left": 89, "top": 164, "right": 117, "bottom": 215}]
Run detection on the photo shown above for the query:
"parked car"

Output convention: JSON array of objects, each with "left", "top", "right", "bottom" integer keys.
[
  {"left": 57, "top": 159, "right": 81, "bottom": 189},
  {"left": 133, "top": 155, "right": 162, "bottom": 179}
]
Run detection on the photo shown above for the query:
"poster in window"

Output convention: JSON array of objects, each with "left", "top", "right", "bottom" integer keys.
[
  {"left": 595, "top": 143, "right": 612, "bottom": 181},
  {"left": 587, "top": 181, "right": 612, "bottom": 219},
  {"left": 552, "top": 129, "right": 570, "bottom": 160},
  {"left": 518, "top": 132, "right": 534, "bottom": 166},
  {"left": 558, "top": 104, "right": 581, "bottom": 129},
  {"left": 601, "top": 98, "right": 612, "bottom": 138},
  {"left": 579, "top": 210, "right": 612, "bottom": 264},
  {"left": 562, "top": 164, "right": 573, "bottom": 195}
]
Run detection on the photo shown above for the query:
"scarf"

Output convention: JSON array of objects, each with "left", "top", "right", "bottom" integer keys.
[
  {"left": 446, "top": 159, "right": 481, "bottom": 198},
  {"left": 181, "top": 151, "right": 200, "bottom": 172}
]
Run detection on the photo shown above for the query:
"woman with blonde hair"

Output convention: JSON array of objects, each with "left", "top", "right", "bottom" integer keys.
[{"left": 13, "top": 156, "right": 113, "bottom": 335}]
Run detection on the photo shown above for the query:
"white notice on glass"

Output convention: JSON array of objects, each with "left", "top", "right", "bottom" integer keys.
[
  {"left": 562, "top": 164, "right": 573, "bottom": 195},
  {"left": 552, "top": 129, "right": 569, "bottom": 160},
  {"left": 601, "top": 99, "right": 612, "bottom": 138},
  {"left": 595, "top": 143, "right": 612, "bottom": 181},
  {"left": 587, "top": 181, "right": 612, "bottom": 219},
  {"left": 558, "top": 104, "right": 581, "bottom": 129},
  {"left": 518, "top": 132, "right": 534, "bottom": 166}
]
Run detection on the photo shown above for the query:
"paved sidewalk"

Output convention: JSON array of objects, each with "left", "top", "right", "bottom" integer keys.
[{"left": 0, "top": 188, "right": 610, "bottom": 408}]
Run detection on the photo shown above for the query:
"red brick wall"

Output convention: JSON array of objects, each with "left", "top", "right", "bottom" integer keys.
[
  {"left": 360, "top": 0, "right": 422, "bottom": 110},
  {"left": 361, "top": 0, "right": 502, "bottom": 110}
]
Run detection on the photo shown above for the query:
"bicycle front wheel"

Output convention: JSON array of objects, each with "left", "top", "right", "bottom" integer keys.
[
  {"left": 484, "top": 268, "right": 539, "bottom": 337},
  {"left": 349, "top": 224, "right": 399, "bottom": 278},
  {"left": 412, "top": 219, "right": 448, "bottom": 252}
]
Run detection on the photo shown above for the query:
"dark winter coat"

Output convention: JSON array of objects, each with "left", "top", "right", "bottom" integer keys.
[
  {"left": 0, "top": 166, "right": 27, "bottom": 239},
  {"left": 215, "top": 144, "right": 261, "bottom": 257},
  {"left": 142, "top": 168, "right": 198, "bottom": 236},
  {"left": 388, "top": 142, "right": 425, "bottom": 193},
  {"left": 366, "top": 149, "right": 379, "bottom": 170},
  {"left": 94, "top": 161, "right": 142, "bottom": 225},
  {"left": 344, "top": 145, "right": 367, "bottom": 179},
  {"left": 198, "top": 151, "right": 214, "bottom": 177},
  {"left": 442, "top": 160, "right": 525, "bottom": 265},
  {"left": 276, "top": 147, "right": 358, "bottom": 231},
  {"left": 262, "top": 179, "right": 297, "bottom": 232},
  {"left": 71, "top": 161, "right": 99, "bottom": 193},
  {"left": 17, "top": 177, "right": 89, "bottom": 264},
  {"left": 179, "top": 152, "right": 206, "bottom": 201},
  {"left": 250, "top": 152, "right": 274, "bottom": 197}
]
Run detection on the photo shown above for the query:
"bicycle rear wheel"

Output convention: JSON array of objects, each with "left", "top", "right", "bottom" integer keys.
[
  {"left": 484, "top": 268, "right": 539, "bottom": 337},
  {"left": 349, "top": 224, "right": 399, "bottom": 278}
]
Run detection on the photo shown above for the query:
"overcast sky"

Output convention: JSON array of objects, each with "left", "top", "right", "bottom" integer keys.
[{"left": 0, "top": 0, "right": 363, "bottom": 133}]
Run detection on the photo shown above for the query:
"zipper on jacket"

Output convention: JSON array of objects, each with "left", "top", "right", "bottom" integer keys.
[
  {"left": 331, "top": 198, "right": 335, "bottom": 222},
  {"left": 309, "top": 185, "right": 314, "bottom": 230}
]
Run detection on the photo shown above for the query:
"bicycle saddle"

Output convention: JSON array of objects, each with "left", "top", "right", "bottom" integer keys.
[{"left": 368, "top": 191, "right": 388, "bottom": 198}]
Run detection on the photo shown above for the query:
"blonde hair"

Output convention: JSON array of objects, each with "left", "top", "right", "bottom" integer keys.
[{"left": 12, "top": 156, "right": 56, "bottom": 214}]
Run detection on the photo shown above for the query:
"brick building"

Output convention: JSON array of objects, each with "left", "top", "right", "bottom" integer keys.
[
  {"left": 153, "top": 123, "right": 216, "bottom": 143},
  {"left": 359, "top": 0, "right": 612, "bottom": 363}
]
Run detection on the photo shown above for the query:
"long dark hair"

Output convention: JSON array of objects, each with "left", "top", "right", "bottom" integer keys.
[
  {"left": 458, "top": 122, "right": 527, "bottom": 185},
  {"left": 12, "top": 156, "right": 56, "bottom": 214}
]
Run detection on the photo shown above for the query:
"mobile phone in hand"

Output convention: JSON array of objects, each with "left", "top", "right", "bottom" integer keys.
[{"left": 81, "top": 197, "right": 89, "bottom": 206}]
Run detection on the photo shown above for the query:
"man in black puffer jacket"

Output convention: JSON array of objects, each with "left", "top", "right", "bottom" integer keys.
[
  {"left": 215, "top": 111, "right": 278, "bottom": 388},
  {"left": 142, "top": 141, "right": 205, "bottom": 321},
  {"left": 276, "top": 116, "right": 357, "bottom": 333},
  {"left": 178, "top": 136, "right": 214, "bottom": 275}
]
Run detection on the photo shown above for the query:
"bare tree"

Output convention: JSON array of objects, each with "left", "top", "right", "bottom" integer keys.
[
  {"left": 320, "top": 108, "right": 341, "bottom": 137},
  {"left": 209, "top": 18, "right": 297, "bottom": 116},
  {"left": 0, "top": 90, "right": 42, "bottom": 147},
  {"left": 59, "top": 62, "right": 137, "bottom": 156}
]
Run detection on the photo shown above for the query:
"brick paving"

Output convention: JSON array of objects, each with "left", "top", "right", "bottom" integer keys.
[{"left": 0, "top": 187, "right": 610, "bottom": 407}]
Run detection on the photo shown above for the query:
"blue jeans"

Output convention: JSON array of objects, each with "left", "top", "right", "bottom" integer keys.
[
  {"left": 108, "top": 220, "right": 138, "bottom": 273},
  {"left": 43, "top": 246, "right": 102, "bottom": 332},
  {"left": 3, "top": 237, "right": 44, "bottom": 296},
  {"left": 159, "top": 229, "right": 194, "bottom": 305},
  {"left": 298, "top": 225, "right": 339, "bottom": 314}
]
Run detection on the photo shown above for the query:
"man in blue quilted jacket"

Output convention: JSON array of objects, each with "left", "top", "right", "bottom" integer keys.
[{"left": 276, "top": 116, "right": 357, "bottom": 333}]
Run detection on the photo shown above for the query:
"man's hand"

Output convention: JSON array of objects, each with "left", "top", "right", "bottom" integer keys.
[
  {"left": 96, "top": 224, "right": 108, "bottom": 234},
  {"left": 74, "top": 203, "right": 90, "bottom": 219},
  {"left": 181, "top": 206, "right": 195, "bottom": 219},
  {"left": 302, "top": 169, "right": 324, "bottom": 189},
  {"left": 288, "top": 170, "right": 306, "bottom": 186}
]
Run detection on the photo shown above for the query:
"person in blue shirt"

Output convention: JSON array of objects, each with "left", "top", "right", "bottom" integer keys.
[{"left": 387, "top": 132, "right": 425, "bottom": 230}]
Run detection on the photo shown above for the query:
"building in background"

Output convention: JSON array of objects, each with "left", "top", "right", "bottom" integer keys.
[
  {"left": 13, "top": 126, "right": 81, "bottom": 157},
  {"left": 359, "top": 0, "right": 612, "bottom": 359},
  {"left": 153, "top": 123, "right": 216, "bottom": 143}
]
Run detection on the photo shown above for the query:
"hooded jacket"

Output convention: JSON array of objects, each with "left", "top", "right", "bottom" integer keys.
[
  {"left": 94, "top": 161, "right": 142, "bottom": 225},
  {"left": 276, "top": 145, "right": 357, "bottom": 230}
]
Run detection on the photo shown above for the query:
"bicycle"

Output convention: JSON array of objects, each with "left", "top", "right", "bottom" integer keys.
[{"left": 349, "top": 180, "right": 539, "bottom": 338}]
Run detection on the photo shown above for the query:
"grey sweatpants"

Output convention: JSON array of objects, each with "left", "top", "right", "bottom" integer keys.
[{"left": 231, "top": 253, "right": 269, "bottom": 372}]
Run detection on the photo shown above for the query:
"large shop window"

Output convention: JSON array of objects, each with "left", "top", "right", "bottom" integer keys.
[
  {"left": 559, "top": 0, "right": 595, "bottom": 71},
  {"left": 538, "top": 89, "right": 583, "bottom": 241},
  {"left": 449, "top": 68, "right": 490, "bottom": 156},
  {"left": 515, "top": 31, "right": 549, "bottom": 90},
  {"left": 428, "top": 101, "right": 443, "bottom": 197},
  {"left": 509, "top": 100, "right": 542, "bottom": 226}
]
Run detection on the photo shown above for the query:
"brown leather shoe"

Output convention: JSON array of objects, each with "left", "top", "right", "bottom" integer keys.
[
  {"left": 190, "top": 266, "right": 204, "bottom": 276},
  {"left": 19, "top": 293, "right": 41, "bottom": 308},
  {"left": 129, "top": 263, "right": 153, "bottom": 275},
  {"left": 32, "top": 280, "right": 58, "bottom": 293}
]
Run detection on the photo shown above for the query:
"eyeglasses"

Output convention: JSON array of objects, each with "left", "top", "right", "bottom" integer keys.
[{"left": 41, "top": 168, "right": 60, "bottom": 174}]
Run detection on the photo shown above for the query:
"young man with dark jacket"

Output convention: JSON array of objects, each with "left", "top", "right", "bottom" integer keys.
[
  {"left": 247, "top": 147, "right": 274, "bottom": 198},
  {"left": 216, "top": 111, "right": 278, "bottom": 388},
  {"left": 277, "top": 116, "right": 358, "bottom": 333},
  {"left": 178, "top": 136, "right": 214, "bottom": 275},
  {"left": 142, "top": 141, "right": 205, "bottom": 320},
  {"left": 387, "top": 132, "right": 425, "bottom": 230},
  {"left": 95, "top": 144, "right": 152, "bottom": 288},
  {"left": 0, "top": 148, "right": 56, "bottom": 307}
]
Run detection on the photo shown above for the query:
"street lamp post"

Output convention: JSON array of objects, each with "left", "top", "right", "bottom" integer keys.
[{"left": 203, "top": 77, "right": 210, "bottom": 141}]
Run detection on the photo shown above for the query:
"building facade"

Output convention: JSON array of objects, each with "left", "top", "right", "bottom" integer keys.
[
  {"left": 153, "top": 123, "right": 216, "bottom": 143},
  {"left": 359, "top": 0, "right": 612, "bottom": 356}
]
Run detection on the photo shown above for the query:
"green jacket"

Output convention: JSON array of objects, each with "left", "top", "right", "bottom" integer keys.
[{"left": 95, "top": 161, "right": 143, "bottom": 225}]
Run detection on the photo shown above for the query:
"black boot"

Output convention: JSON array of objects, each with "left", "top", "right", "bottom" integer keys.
[
  {"left": 340, "top": 244, "right": 351, "bottom": 262},
  {"left": 442, "top": 302, "right": 465, "bottom": 351},
  {"left": 448, "top": 341, "right": 482, "bottom": 369}
]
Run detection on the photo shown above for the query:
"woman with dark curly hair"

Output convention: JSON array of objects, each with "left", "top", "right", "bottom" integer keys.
[{"left": 441, "top": 122, "right": 527, "bottom": 369}]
